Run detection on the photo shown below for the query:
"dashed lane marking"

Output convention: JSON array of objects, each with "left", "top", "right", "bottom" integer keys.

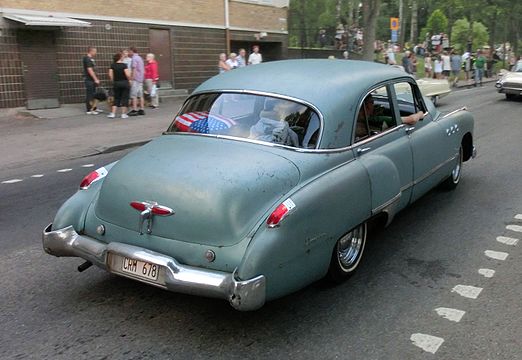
[
  {"left": 451, "top": 285, "right": 483, "bottom": 299},
  {"left": 81, "top": 164, "right": 95, "bottom": 168},
  {"left": 434, "top": 307, "right": 466, "bottom": 323},
  {"left": 57, "top": 168, "right": 73, "bottom": 173},
  {"left": 31, "top": 174, "right": 44, "bottom": 178},
  {"left": 478, "top": 268, "right": 495, "bottom": 278},
  {"left": 506, "top": 225, "right": 522, "bottom": 233},
  {"left": 1, "top": 179, "right": 23, "bottom": 184},
  {"left": 410, "top": 333, "right": 444, "bottom": 354},
  {"left": 485, "top": 250, "right": 509, "bottom": 260},
  {"left": 496, "top": 236, "right": 519, "bottom": 246}
]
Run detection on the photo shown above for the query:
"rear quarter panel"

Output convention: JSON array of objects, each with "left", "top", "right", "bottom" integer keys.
[{"left": 237, "top": 154, "right": 371, "bottom": 301}]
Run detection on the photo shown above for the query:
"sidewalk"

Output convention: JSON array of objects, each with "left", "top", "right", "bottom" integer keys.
[{"left": 1, "top": 99, "right": 185, "bottom": 171}]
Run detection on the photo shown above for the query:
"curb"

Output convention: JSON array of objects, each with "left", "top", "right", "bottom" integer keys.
[{"left": 455, "top": 78, "right": 497, "bottom": 89}]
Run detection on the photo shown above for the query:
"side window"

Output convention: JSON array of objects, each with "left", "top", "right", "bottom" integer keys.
[
  {"left": 393, "top": 82, "right": 426, "bottom": 117},
  {"left": 354, "top": 86, "right": 396, "bottom": 143}
]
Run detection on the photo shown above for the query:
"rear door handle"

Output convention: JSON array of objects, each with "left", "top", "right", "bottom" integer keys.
[{"left": 357, "top": 147, "right": 371, "bottom": 155}]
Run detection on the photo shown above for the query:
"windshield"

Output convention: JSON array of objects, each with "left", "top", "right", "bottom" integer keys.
[{"left": 167, "top": 93, "right": 321, "bottom": 149}]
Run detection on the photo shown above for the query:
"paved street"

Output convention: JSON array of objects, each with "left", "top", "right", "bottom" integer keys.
[{"left": 1, "top": 86, "right": 521, "bottom": 359}]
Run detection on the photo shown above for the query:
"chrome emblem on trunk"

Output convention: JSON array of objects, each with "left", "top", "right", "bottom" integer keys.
[{"left": 130, "top": 201, "right": 175, "bottom": 235}]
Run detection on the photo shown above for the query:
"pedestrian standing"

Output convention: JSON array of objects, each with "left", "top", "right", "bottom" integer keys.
[
  {"left": 450, "top": 50, "right": 462, "bottom": 87},
  {"left": 107, "top": 52, "right": 131, "bottom": 119},
  {"left": 122, "top": 49, "right": 132, "bottom": 71},
  {"left": 434, "top": 55, "right": 443, "bottom": 79},
  {"left": 83, "top": 46, "right": 100, "bottom": 115},
  {"left": 402, "top": 51, "right": 412, "bottom": 74},
  {"left": 474, "top": 50, "right": 486, "bottom": 87},
  {"left": 386, "top": 45, "right": 396, "bottom": 65},
  {"left": 462, "top": 51, "right": 471, "bottom": 82},
  {"left": 424, "top": 52, "right": 432, "bottom": 78},
  {"left": 410, "top": 52, "right": 418, "bottom": 78},
  {"left": 248, "top": 45, "right": 263, "bottom": 65},
  {"left": 144, "top": 53, "right": 159, "bottom": 109},
  {"left": 225, "top": 52, "right": 239, "bottom": 70},
  {"left": 218, "top": 53, "right": 230, "bottom": 73},
  {"left": 441, "top": 51, "right": 451, "bottom": 78},
  {"left": 128, "top": 47, "right": 145, "bottom": 116},
  {"left": 237, "top": 48, "right": 247, "bottom": 67}
]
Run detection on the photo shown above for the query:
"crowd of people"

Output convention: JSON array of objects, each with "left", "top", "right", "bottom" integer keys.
[
  {"left": 218, "top": 45, "right": 263, "bottom": 73},
  {"left": 82, "top": 46, "right": 160, "bottom": 118},
  {"left": 382, "top": 34, "right": 503, "bottom": 88}
]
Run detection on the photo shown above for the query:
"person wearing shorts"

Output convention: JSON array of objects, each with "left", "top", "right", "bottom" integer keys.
[{"left": 128, "top": 47, "right": 145, "bottom": 116}]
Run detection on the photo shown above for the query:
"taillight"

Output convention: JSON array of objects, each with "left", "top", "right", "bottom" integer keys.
[
  {"left": 151, "top": 205, "right": 174, "bottom": 216},
  {"left": 130, "top": 201, "right": 147, "bottom": 212},
  {"left": 267, "top": 198, "right": 296, "bottom": 228},
  {"left": 79, "top": 167, "right": 108, "bottom": 190}
]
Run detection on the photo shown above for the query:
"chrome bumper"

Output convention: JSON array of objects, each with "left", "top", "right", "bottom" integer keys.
[{"left": 42, "top": 224, "right": 265, "bottom": 311}]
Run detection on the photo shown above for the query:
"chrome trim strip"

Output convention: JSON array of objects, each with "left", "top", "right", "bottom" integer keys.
[
  {"left": 441, "top": 107, "right": 467, "bottom": 119},
  {"left": 372, "top": 192, "right": 401, "bottom": 214},
  {"left": 353, "top": 124, "right": 406, "bottom": 147},
  {"left": 413, "top": 154, "right": 458, "bottom": 185},
  {"left": 400, "top": 182, "right": 414, "bottom": 193},
  {"left": 42, "top": 224, "right": 266, "bottom": 311}
]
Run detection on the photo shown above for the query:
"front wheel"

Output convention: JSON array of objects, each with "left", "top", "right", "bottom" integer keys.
[
  {"left": 326, "top": 222, "right": 367, "bottom": 283},
  {"left": 441, "top": 146, "right": 463, "bottom": 190},
  {"left": 505, "top": 93, "right": 515, "bottom": 100}
]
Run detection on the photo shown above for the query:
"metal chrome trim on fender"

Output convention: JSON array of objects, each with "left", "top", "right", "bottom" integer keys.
[
  {"left": 372, "top": 192, "right": 401, "bottom": 214},
  {"left": 441, "top": 107, "right": 467, "bottom": 119},
  {"left": 42, "top": 224, "right": 266, "bottom": 311},
  {"left": 413, "top": 153, "right": 458, "bottom": 185}
]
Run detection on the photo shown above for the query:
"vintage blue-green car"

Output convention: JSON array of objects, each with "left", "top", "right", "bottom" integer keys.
[{"left": 43, "top": 60, "right": 475, "bottom": 311}]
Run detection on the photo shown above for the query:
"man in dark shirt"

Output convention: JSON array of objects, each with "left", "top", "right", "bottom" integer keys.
[{"left": 83, "top": 46, "right": 100, "bottom": 114}]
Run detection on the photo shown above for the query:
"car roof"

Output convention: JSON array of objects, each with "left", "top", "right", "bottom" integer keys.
[{"left": 193, "top": 59, "right": 412, "bottom": 148}]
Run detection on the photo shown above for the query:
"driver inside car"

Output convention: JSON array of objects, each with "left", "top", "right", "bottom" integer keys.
[{"left": 356, "top": 94, "right": 425, "bottom": 139}]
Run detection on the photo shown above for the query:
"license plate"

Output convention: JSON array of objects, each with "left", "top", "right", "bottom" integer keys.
[{"left": 121, "top": 256, "right": 159, "bottom": 281}]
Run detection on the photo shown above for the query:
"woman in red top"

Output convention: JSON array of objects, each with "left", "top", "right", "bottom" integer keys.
[{"left": 145, "top": 53, "right": 159, "bottom": 108}]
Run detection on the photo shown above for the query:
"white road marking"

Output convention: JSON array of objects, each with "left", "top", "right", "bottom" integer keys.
[
  {"left": 506, "top": 225, "right": 522, "bottom": 233},
  {"left": 57, "top": 168, "right": 72, "bottom": 173},
  {"left": 1, "top": 179, "right": 23, "bottom": 184},
  {"left": 478, "top": 268, "right": 495, "bottom": 278},
  {"left": 31, "top": 174, "right": 44, "bottom": 178},
  {"left": 410, "top": 333, "right": 444, "bottom": 354},
  {"left": 496, "top": 236, "right": 519, "bottom": 246},
  {"left": 485, "top": 250, "right": 509, "bottom": 260},
  {"left": 434, "top": 307, "right": 466, "bottom": 322},
  {"left": 81, "top": 164, "right": 95, "bottom": 168},
  {"left": 514, "top": 214, "right": 522, "bottom": 220},
  {"left": 452, "top": 285, "right": 483, "bottom": 299}
]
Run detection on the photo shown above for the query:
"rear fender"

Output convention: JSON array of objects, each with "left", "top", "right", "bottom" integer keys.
[{"left": 237, "top": 159, "right": 371, "bottom": 300}]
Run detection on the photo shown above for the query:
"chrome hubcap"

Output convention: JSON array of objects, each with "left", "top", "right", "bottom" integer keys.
[
  {"left": 452, "top": 149, "right": 463, "bottom": 183},
  {"left": 337, "top": 224, "right": 366, "bottom": 272}
]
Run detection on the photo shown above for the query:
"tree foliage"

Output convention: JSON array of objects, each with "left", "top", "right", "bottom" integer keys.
[{"left": 451, "top": 18, "right": 489, "bottom": 51}]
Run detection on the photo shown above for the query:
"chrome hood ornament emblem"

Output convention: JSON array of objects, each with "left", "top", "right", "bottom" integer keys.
[{"left": 130, "top": 201, "right": 175, "bottom": 235}]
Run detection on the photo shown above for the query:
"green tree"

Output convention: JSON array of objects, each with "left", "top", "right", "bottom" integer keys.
[
  {"left": 421, "top": 9, "right": 448, "bottom": 39},
  {"left": 451, "top": 18, "right": 489, "bottom": 51}
]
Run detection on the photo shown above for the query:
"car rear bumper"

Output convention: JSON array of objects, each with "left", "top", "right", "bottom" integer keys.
[{"left": 42, "top": 224, "right": 266, "bottom": 311}]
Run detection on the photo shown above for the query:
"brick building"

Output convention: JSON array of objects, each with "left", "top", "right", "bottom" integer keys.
[{"left": 0, "top": 0, "right": 288, "bottom": 109}]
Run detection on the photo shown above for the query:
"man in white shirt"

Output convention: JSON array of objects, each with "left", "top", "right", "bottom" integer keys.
[{"left": 248, "top": 45, "right": 262, "bottom": 65}]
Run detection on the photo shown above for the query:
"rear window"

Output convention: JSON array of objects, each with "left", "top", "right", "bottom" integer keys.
[{"left": 167, "top": 93, "right": 321, "bottom": 149}]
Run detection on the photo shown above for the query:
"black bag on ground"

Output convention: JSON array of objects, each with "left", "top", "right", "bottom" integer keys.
[{"left": 94, "top": 87, "right": 108, "bottom": 101}]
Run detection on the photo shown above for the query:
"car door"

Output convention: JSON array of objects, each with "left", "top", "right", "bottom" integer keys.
[
  {"left": 351, "top": 84, "right": 414, "bottom": 216},
  {"left": 391, "top": 81, "right": 454, "bottom": 201}
]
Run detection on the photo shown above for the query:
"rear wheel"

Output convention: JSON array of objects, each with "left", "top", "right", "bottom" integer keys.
[
  {"left": 326, "top": 222, "right": 367, "bottom": 283},
  {"left": 505, "top": 93, "right": 515, "bottom": 100},
  {"left": 441, "top": 146, "right": 463, "bottom": 190},
  {"left": 431, "top": 95, "right": 439, "bottom": 106}
]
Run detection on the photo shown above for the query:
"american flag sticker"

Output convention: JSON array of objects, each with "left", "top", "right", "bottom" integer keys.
[{"left": 174, "top": 111, "right": 237, "bottom": 133}]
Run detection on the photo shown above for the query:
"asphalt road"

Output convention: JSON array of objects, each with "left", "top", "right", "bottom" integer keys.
[{"left": 1, "top": 86, "right": 521, "bottom": 359}]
